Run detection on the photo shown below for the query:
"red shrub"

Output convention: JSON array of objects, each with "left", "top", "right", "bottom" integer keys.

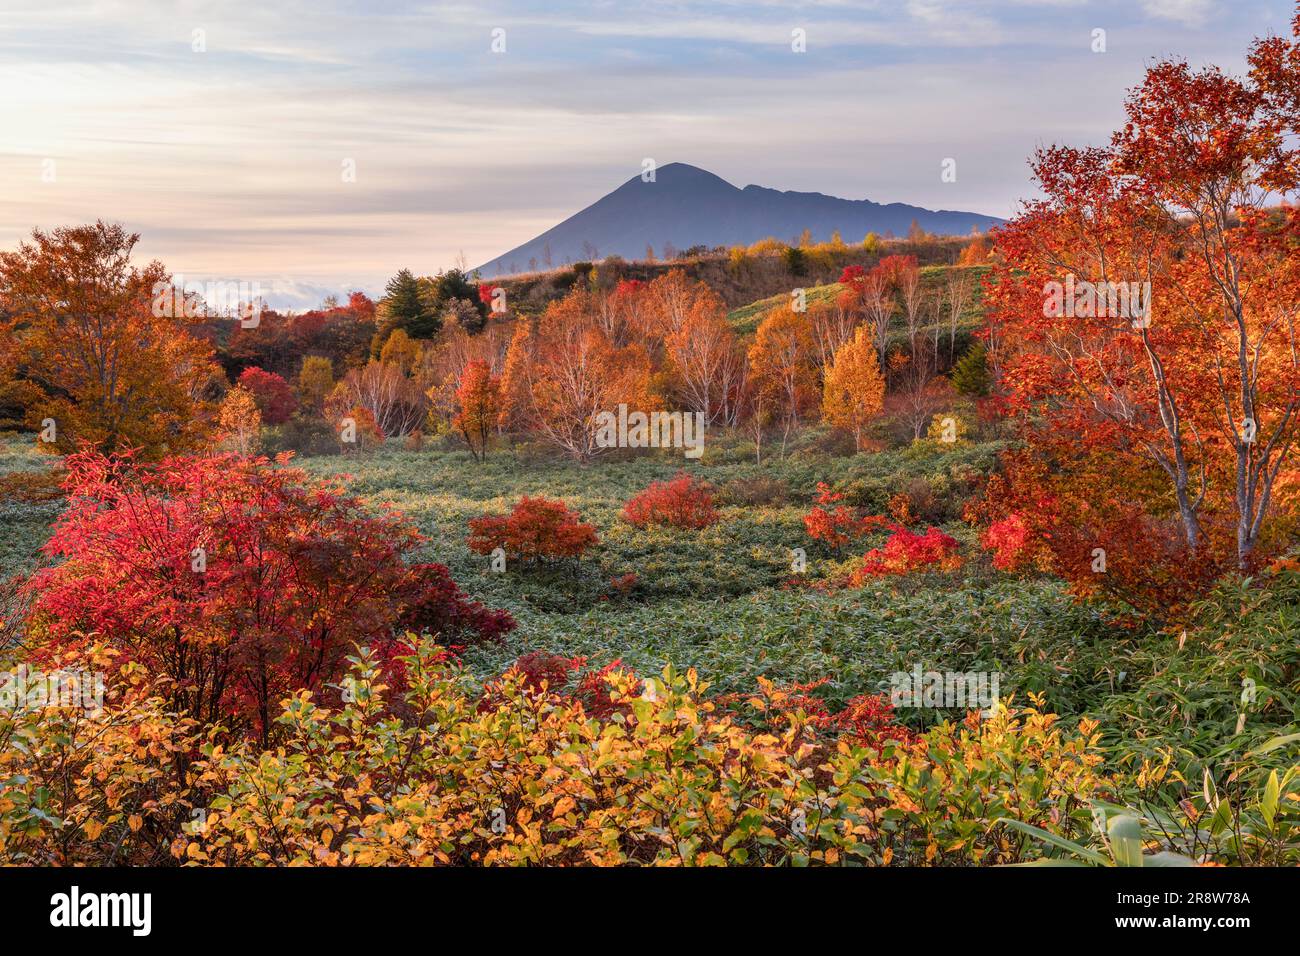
[
  {"left": 27, "top": 449, "right": 513, "bottom": 741},
  {"left": 622, "top": 472, "right": 718, "bottom": 530},
  {"left": 236, "top": 366, "right": 298, "bottom": 425},
  {"left": 720, "top": 676, "right": 913, "bottom": 751},
  {"left": 849, "top": 526, "right": 962, "bottom": 583},
  {"left": 803, "top": 482, "right": 884, "bottom": 549},
  {"left": 981, "top": 513, "right": 1036, "bottom": 572},
  {"left": 467, "top": 496, "right": 599, "bottom": 564},
  {"left": 607, "top": 572, "right": 639, "bottom": 596},
  {"left": 829, "top": 694, "right": 914, "bottom": 750}
]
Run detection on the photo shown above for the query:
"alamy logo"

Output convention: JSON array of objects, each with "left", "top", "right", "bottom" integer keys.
[
  {"left": 49, "top": 886, "right": 151, "bottom": 936},
  {"left": 1043, "top": 273, "right": 1151, "bottom": 327},
  {"left": 593, "top": 404, "right": 704, "bottom": 459},
  {"left": 152, "top": 275, "right": 263, "bottom": 327},
  {"left": 0, "top": 665, "right": 104, "bottom": 716},
  {"left": 890, "top": 666, "right": 1001, "bottom": 717}
]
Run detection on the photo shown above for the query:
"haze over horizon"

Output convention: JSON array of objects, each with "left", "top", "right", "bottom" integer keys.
[{"left": 0, "top": 0, "right": 1291, "bottom": 309}]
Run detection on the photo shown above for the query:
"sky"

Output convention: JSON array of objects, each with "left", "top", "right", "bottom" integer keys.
[{"left": 0, "top": 0, "right": 1293, "bottom": 309}]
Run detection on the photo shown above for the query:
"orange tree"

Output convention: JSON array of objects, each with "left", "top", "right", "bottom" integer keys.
[
  {"left": 452, "top": 359, "right": 501, "bottom": 461},
  {"left": 979, "top": 14, "right": 1300, "bottom": 611},
  {"left": 498, "top": 288, "right": 656, "bottom": 460},
  {"left": 0, "top": 221, "right": 219, "bottom": 457},
  {"left": 747, "top": 305, "right": 819, "bottom": 457}
]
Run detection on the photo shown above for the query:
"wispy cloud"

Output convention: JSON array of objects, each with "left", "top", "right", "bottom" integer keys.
[{"left": 0, "top": 0, "right": 1285, "bottom": 296}]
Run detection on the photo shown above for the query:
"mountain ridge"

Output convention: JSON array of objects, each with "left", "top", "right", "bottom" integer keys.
[{"left": 476, "top": 162, "right": 1003, "bottom": 275}]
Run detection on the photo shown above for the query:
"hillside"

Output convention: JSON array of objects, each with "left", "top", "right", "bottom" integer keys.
[{"left": 726, "top": 264, "right": 989, "bottom": 338}]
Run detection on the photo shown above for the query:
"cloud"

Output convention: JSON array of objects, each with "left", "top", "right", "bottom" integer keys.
[
  {"left": 1140, "top": 0, "right": 1216, "bottom": 26},
  {"left": 0, "top": 0, "right": 1281, "bottom": 284}
]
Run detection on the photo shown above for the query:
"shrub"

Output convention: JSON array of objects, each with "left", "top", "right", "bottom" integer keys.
[
  {"left": 981, "top": 513, "right": 1042, "bottom": 572},
  {"left": 467, "top": 496, "right": 598, "bottom": 565},
  {"left": 849, "top": 525, "right": 962, "bottom": 583},
  {"left": 167, "top": 641, "right": 1143, "bottom": 867},
  {"left": 3, "top": 635, "right": 1291, "bottom": 867},
  {"left": 489, "top": 651, "right": 625, "bottom": 720},
  {"left": 236, "top": 366, "right": 298, "bottom": 425},
  {"left": 262, "top": 413, "right": 337, "bottom": 457},
  {"left": 26, "top": 449, "right": 512, "bottom": 741},
  {"left": 622, "top": 472, "right": 718, "bottom": 530},
  {"left": 336, "top": 403, "right": 385, "bottom": 452},
  {"left": 803, "top": 482, "right": 885, "bottom": 550},
  {"left": 0, "top": 643, "right": 202, "bottom": 865}
]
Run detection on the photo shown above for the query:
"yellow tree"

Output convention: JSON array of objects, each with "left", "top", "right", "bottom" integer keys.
[
  {"left": 822, "top": 325, "right": 885, "bottom": 451},
  {"left": 378, "top": 327, "right": 421, "bottom": 374},
  {"left": 297, "top": 356, "right": 335, "bottom": 413},
  {"left": 218, "top": 386, "right": 262, "bottom": 457}
]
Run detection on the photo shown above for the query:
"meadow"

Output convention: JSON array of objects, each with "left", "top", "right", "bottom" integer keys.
[{"left": 7, "top": 428, "right": 1294, "bottom": 773}]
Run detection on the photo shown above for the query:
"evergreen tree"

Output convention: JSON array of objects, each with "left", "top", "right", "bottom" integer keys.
[
  {"left": 373, "top": 268, "right": 439, "bottom": 354},
  {"left": 950, "top": 342, "right": 991, "bottom": 397}
]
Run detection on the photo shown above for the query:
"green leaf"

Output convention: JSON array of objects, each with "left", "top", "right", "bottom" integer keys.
[
  {"left": 992, "top": 817, "right": 1109, "bottom": 866},
  {"left": 1247, "top": 733, "right": 1300, "bottom": 758},
  {"left": 1145, "top": 851, "right": 1197, "bottom": 867},
  {"left": 1107, "top": 815, "right": 1145, "bottom": 867},
  {"left": 1260, "top": 770, "right": 1280, "bottom": 830}
]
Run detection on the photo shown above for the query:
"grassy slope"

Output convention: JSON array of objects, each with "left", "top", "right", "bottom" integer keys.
[{"left": 726, "top": 264, "right": 990, "bottom": 343}]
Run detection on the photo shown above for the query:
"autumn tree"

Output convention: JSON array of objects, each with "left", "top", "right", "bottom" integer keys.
[
  {"left": 823, "top": 325, "right": 886, "bottom": 451},
  {"left": 452, "top": 359, "right": 501, "bottom": 461},
  {"left": 297, "top": 355, "right": 335, "bottom": 413},
  {"left": 981, "top": 13, "right": 1300, "bottom": 608},
  {"left": 957, "top": 236, "right": 990, "bottom": 266},
  {"left": 841, "top": 264, "right": 896, "bottom": 366},
  {"left": 645, "top": 269, "right": 725, "bottom": 340},
  {"left": 809, "top": 294, "right": 859, "bottom": 371},
  {"left": 747, "top": 306, "right": 818, "bottom": 457},
  {"left": 665, "top": 305, "right": 744, "bottom": 427},
  {"left": 498, "top": 290, "right": 655, "bottom": 461},
  {"left": 943, "top": 268, "right": 974, "bottom": 359},
  {"left": 217, "top": 385, "right": 262, "bottom": 456},
  {"left": 236, "top": 366, "right": 297, "bottom": 425},
  {"left": 0, "top": 221, "right": 218, "bottom": 456},
  {"left": 326, "top": 360, "right": 428, "bottom": 437},
  {"left": 378, "top": 327, "right": 421, "bottom": 374}
]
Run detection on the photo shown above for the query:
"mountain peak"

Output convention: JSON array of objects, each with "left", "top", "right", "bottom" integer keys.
[
  {"left": 613, "top": 162, "right": 739, "bottom": 193},
  {"left": 476, "top": 164, "right": 1000, "bottom": 275}
]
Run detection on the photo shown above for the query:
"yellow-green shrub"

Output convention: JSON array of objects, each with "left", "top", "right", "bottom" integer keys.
[
  {"left": 0, "top": 644, "right": 201, "bottom": 865},
  {"left": 176, "top": 641, "right": 1110, "bottom": 866}
]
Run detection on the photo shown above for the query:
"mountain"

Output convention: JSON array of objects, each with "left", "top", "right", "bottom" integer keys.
[{"left": 476, "top": 162, "right": 1003, "bottom": 276}]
